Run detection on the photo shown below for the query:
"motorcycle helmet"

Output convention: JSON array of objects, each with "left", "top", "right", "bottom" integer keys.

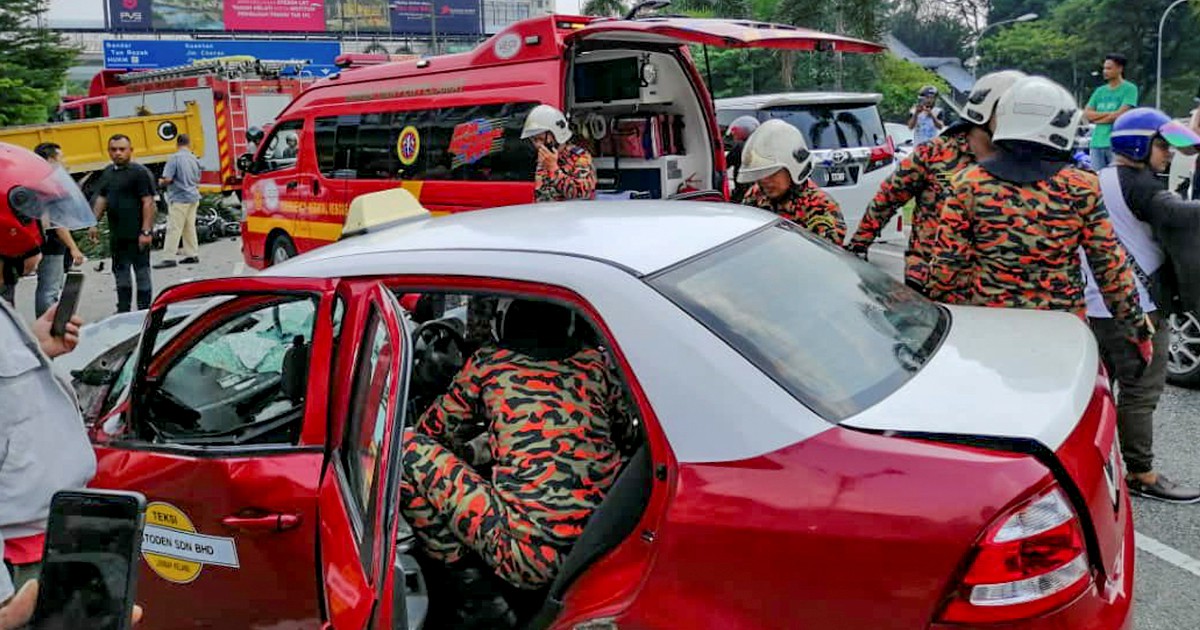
[
  {"left": 1111, "top": 107, "right": 1200, "bottom": 162},
  {"left": 0, "top": 142, "right": 94, "bottom": 259}
]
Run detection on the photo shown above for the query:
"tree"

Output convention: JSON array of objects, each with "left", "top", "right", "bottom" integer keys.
[
  {"left": 888, "top": 8, "right": 972, "bottom": 59},
  {"left": 0, "top": 0, "right": 77, "bottom": 125},
  {"left": 582, "top": 0, "right": 627, "bottom": 17},
  {"left": 872, "top": 53, "right": 950, "bottom": 121}
]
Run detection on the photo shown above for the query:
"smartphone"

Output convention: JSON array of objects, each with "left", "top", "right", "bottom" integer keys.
[
  {"left": 31, "top": 489, "right": 146, "bottom": 630},
  {"left": 50, "top": 271, "right": 84, "bottom": 337}
]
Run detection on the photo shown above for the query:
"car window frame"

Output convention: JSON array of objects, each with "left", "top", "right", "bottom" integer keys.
[
  {"left": 338, "top": 305, "right": 395, "bottom": 576},
  {"left": 121, "top": 290, "right": 328, "bottom": 456},
  {"left": 254, "top": 119, "right": 306, "bottom": 174}
]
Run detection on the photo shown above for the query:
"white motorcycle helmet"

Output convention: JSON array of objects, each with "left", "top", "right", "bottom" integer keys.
[
  {"left": 521, "top": 104, "right": 573, "bottom": 145},
  {"left": 962, "top": 70, "right": 1027, "bottom": 125},
  {"left": 991, "top": 76, "right": 1082, "bottom": 153},
  {"left": 737, "top": 119, "right": 813, "bottom": 185}
]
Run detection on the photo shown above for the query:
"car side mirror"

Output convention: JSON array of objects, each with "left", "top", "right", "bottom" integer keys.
[{"left": 237, "top": 153, "right": 254, "bottom": 174}]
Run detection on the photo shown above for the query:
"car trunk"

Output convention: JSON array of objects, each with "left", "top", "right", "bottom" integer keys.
[
  {"left": 841, "top": 305, "right": 1128, "bottom": 581},
  {"left": 564, "top": 18, "right": 884, "bottom": 200}
]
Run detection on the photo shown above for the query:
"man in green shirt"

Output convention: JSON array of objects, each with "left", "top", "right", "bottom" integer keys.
[{"left": 1085, "top": 53, "right": 1139, "bottom": 170}]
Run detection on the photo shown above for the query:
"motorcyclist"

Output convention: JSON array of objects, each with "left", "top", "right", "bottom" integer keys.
[
  {"left": 925, "top": 76, "right": 1153, "bottom": 360},
  {"left": 0, "top": 142, "right": 98, "bottom": 599},
  {"left": 522, "top": 105, "right": 596, "bottom": 202},
  {"left": 724, "top": 115, "right": 760, "bottom": 203},
  {"left": 739, "top": 119, "right": 846, "bottom": 246},
  {"left": 399, "top": 299, "right": 623, "bottom": 621},
  {"left": 847, "top": 70, "right": 1026, "bottom": 289},
  {"left": 1082, "top": 107, "right": 1200, "bottom": 502}
]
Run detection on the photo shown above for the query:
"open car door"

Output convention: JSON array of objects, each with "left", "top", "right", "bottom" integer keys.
[
  {"left": 566, "top": 17, "right": 886, "bottom": 53},
  {"left": 91, "top": 276, "right": 338, "bottom": 630},
  {"left": 318, "top": 281, "right": 414, "bottom": 630}
]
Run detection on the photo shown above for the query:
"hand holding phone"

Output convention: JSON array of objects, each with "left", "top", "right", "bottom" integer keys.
[
  {"left": 50, "top": 271, "right": 83, "bottom": 338},
  {"left": 31, "top": 490, "right": 146, "bottom": 630}
]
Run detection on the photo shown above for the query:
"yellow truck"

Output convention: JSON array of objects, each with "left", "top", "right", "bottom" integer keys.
[{"left": 0, "top": 101, "right": 205, "bottom": 185}]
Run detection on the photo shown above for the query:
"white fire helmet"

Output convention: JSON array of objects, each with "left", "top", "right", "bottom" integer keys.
[
  {"left": 962, "top": 70, "right": 1027, "bottom": 126},
  {"left": 521, "top": 104, "right": 573, "bottom": 145},
  {"left": 737, "top": 119, "right": 813, "bottom": 185},
  {"left": 992, "top": 76, "right": 1082, "bottom": 153}
]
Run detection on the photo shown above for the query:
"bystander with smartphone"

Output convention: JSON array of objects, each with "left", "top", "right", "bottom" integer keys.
[
  {"left": 908, "top": 85, "right": 946, "bottom": 147},
  {"left": 0, "top": 143, "right": 98, "bottom": 599}
]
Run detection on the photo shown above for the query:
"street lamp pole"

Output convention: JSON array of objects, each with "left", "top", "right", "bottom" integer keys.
[
  {"left": 1158, "top": 0, "right": 1192, "bottom": 110},
  {"left": 972, "top": 12, "right": 1039, "bottom": 80}
]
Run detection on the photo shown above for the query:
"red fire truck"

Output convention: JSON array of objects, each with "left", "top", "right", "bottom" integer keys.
[{"left": 82, "top": 57, "right": 316, "bottom": 195}]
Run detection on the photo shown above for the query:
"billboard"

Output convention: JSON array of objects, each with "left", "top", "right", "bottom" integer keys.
[
  {"left": 103, "top": 40, "right": 344, "bottom": 77},
  {"left": 107, "top": 0, "right": 482, "bottom": 35}
]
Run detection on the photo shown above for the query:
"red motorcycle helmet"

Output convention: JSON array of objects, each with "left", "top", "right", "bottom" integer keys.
[{"left": 0, "top": 142, "right": 94, "bottom": 259}]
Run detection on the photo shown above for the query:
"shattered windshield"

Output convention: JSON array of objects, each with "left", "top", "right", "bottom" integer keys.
[{"left": 150, "top": 296, "right": 319, "bottom": 445}]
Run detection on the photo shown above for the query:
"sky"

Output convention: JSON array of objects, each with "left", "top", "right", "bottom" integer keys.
[{"left": 43, "top": 0, "right": 583, "bottom": 29}]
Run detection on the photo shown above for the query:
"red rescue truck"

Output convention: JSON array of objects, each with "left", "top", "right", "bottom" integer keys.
[
  {"left": 87, "top": 57, "right": 316, "bottom": 195},
  {"left": 238, "top": 14, "right": 884, "bottom": 267}
]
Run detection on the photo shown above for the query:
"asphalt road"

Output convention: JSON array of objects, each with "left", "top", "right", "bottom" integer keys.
[{"left": 12, "top": 231, "right": 1200, "bottom": 628}]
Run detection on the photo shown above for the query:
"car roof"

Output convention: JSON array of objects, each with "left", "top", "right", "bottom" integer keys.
[
  {"left": 715, "top": 92, "right": 883, "bottom": 110},
  {"left": 266, "top": 201, "right": 777, "bottom": 278}
]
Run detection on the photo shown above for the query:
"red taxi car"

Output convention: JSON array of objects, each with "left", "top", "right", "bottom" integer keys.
[{"left": 80, "top": 191, "right": 1133, "bottom": 629}]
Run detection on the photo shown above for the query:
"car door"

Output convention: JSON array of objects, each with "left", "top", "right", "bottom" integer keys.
[
  {"left": 316, "top": 282, "right": 413, "bottom": 630},
  {"left": 243, "top": 118, "right": 309, "bottom": 264},
  {"left": 90, "top": 276, "right": 338, "bottom": 630}
]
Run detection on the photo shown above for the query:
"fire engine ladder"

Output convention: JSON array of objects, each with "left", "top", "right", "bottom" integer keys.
[{"left": 116, "top": 57, "right": 312, "bottom": 85}]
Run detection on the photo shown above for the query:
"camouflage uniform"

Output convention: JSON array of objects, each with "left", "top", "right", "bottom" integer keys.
[
  {"left": 742, "top": 179, "right": 846, "bottom": 246},
  {"left": 926, "top": 163, "right": 1152, "bottom": 342},
  {"left": 847, "top": 133, "right": 975, "bottom": 286},
  {"left": 399, "top": 346, "right": 624, "bottom": 589},
  {"left": 534, "top": 144, "right": 597, "bottom": 203}
]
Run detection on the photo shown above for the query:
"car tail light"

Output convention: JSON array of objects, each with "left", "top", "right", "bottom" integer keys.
[
  {"left": 938, "top": 486, "right": 1091, "bottom": 624},
  {"left": 864, "top": 141, "right": 894, "bottom": 173}
]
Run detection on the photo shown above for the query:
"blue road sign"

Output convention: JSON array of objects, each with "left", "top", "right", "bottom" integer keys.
[{"left": 103, "top": 40, "right": 343, "bottom": 77}]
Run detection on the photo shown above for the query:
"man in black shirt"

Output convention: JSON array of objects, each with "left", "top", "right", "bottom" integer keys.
[
  {"left": 1083, "top": 108, "right": 1200, "bottom": 503},
  {"left": 88, "top": 135, "right": 156, "bottom": 313}
]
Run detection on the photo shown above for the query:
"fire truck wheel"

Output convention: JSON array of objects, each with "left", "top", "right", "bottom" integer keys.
[{"left": 268, "top": 233, "right": 298, "bottom": 266}]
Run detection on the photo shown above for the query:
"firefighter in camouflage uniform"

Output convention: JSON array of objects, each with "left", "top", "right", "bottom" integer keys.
[
  {"left": 847, "top": 71, "right": 1026, "bottom": 289},
  {"left": 739, "top": 119, "right": 846, "bottom": 246},
  {"left": 399, "top": 299, "right": 624, "bottom": 596},
  {"left": 523, "top": 105, "right": 597, "bottom": 203},
  {"left": 925, "top": 76, "right": 1154, "bottom": 361}
]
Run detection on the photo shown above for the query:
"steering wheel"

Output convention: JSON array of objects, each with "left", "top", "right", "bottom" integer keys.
[{"left": 411, "top": 319, "right": 468, "bottom": 395}]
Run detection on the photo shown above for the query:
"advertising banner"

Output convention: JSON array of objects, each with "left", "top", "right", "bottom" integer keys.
[
  {"left": 108, "top": 0, "right": 482, "bottom": 35},
  {"left": 391, "top": 0, "right": 482, "bottom": 35},
  {"left": 104, "top": 39, "right": 343, "bottom": 76}
]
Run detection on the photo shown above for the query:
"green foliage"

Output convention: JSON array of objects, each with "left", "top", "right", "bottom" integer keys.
[
  {"left": 888, "top": 8, "right": 972, "bottom": 59},
  {"left": 971, "top": 0, "right": 1200, "bottom": 116},
  {"left": 872, "top": 53, "right": 950, "bottom": 121},
  {"left": 582, "top": 0, "right": 627, "bottom": 17},
  {"left": 0, "top": 0, "right": 78, "bottom": 125}
]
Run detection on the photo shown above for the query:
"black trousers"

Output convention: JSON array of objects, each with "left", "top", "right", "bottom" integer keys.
[
  {"left": 111, "top": 238, "right": 152, "bottom": 312},
  {"left": 1089, "top": 313, "right": 1170, "bottom": 475}
]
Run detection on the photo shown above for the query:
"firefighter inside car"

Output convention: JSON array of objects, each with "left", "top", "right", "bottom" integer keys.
[{"left": 398, "top": 295, "right": 635, "bottom": 627}]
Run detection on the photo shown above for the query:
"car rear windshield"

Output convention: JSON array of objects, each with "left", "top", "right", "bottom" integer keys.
[
  {"left": 761, "top": 103, "right": 887, "bottom": 150},
  {"left": 650, "top": 223, "right": 947, "bottom": 421}
]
